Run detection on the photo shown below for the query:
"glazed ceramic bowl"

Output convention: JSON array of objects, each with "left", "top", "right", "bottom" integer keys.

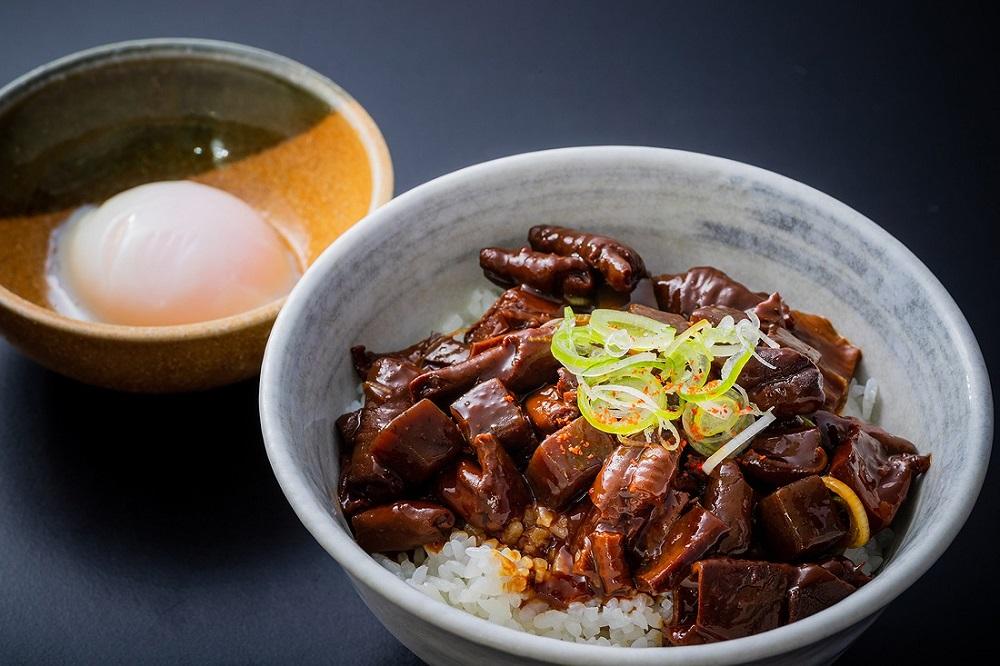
[
  {"left": 260, "top": 147, "right": 991, "bottom": 665},
  {"left": 0, "top": 38, "right": 392, "bottom": 392}
]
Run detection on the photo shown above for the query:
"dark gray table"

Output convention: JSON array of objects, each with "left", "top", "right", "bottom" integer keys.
[{"left": 1, "top": 2, "right": 996, "bottom": 663}]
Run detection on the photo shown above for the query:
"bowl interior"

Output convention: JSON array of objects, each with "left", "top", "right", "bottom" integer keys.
[
  {"left": 0, "top": 39, "right": 388, "bottom": 328},
  {"left": 261, "top": 147, "right": 990, "bottom": 663}
]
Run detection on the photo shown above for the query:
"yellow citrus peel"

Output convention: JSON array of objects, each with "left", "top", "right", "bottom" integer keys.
[{"left": 821, "top": 475, "right": 871, "bottom": 548}]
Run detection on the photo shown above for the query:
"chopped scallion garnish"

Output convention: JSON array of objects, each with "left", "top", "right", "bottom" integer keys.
[{"left": 552, "top": 307, "right": 772, "bottom": 457}]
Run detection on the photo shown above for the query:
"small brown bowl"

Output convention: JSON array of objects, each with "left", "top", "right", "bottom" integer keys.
[{"left": 0, "top": 39, "right": 392, "bottom": 392}]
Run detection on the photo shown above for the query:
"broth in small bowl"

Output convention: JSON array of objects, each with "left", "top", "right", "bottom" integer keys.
[{"left": 0, "top": 38, "right": 392, "bottom": 391}]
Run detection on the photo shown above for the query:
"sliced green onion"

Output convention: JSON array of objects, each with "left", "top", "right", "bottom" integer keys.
[
  {"left": 578, "top": 351, "right": 661, "bottom": 378},
  {"left": 551, "top": 309, "right": 607, "bottom": 374},
  {"left": 702, "top": 409, "right": 776, "bottom": 475},
  {"left": 589, "top": 309, "right": 676, "bottom": 351},
  {"left": 680, "top": 344, "right": 755, "bottom": 403},
  {"left": 578, "top": 381, "right": 659, "bottom": 435},
  {"left": 681, "top": 388, "right": 753, "bottom": 456},
  {"left": 551, "top": 307, "right": 772, "bottom": 443},
  {"left": 660, "top": 318, "right": 711, "bottom": 357}
]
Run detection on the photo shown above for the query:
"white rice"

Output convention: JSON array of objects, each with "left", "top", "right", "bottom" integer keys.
[
  {"left": 375, "top": 531, "right": 670, "bottom": 647},
  {"left": 845, "top": 376, "right": 879, "bottom": 421},
  {"left": 843, "top": 528, "right": 893, "bottom": 575},
  {"left": 431, "top": 286, "right": 503, "bottom": 335}
]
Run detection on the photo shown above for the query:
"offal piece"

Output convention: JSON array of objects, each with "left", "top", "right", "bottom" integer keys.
[
  {"left": 351, "top": 501, "right": 455, "bottom": 553},
  {"left": 350, "top": 332, "right": 466, "bottom": 379},
  {"left": 438, "top": 433, "right": 531, "bottom": 534},
  {"left": 633, "top": 490, "right": 690, "bottom": 565},
  {"left": 528, "top": 224, "right": 647, "bottom": 292},
  {"left": 525, "top": 416, "right": 617, "bottom": 510},
  {"left": 575, "top": 529, "right": 633, "bottom": 597},
  {"left": 737, "top": 347, "right": 825, "bottom": 417},
  {"left": 703, "top": 461, "right": 754, "bottom": 555},
  {"left": 634, "top": 504, "right": 729, "bottom": 594},
  {"left": 815, "top": 555, "right": 872, "bottom": 588},
  {"left": 421, "top": 336, "right": 471, "bottom": 369},
  {"left": 822, "top": 419, "right": 930, "bottom": 532},
  {"left": 411, "top": 326, "right": 560, "bottom": 404},
  {"left": 465, "top": 286, "right": 563, "bottom": 344},
  {"left": 786, "top": 563, "right": 857, "bottom": 623},
  {"left": 739, "top": 425, "right": 828, "bottom": 486},
  {"left": 753, "top": 291, "right": 791, "bottom": 330},
  {"left": 480, "top": 247, "right": 595, "bottom": 298},
  {"left": 342, "top": 357, "right": 422, "bottom": 507},
  {"left": 758, "top": 475, "right": 847, "bottom": 561},
  {"left": 589, "top": 443, "right": 681, "bottom": 540},
  {"left": 450, "top": 378, "right": 537, "bottom": 457},
  {"left": 667, "top": 559, "right": 792, "bottom": 645},
  {"left": 789, "top": 309, "right": 862, "bottom": 411},
  {"left": 364, "top": 398, "right": 465, "bottom": 486},
  {"left": 524, "top": 377, "right": 580, "bottom": 435},
  {"left": 653, "top": 267, "right": 767, "bottom": 317},
  {"left": 335, "top": 408, "right": 362, "bottom": 452}
]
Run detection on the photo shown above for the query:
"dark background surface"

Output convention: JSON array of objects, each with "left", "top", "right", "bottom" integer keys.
[{"left": 1, "top": 1, "right": 997, "bottom": 663}]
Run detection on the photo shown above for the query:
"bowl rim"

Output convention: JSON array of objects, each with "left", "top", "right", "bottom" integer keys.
[
  {"left": 260, "top": 145, "right": 993, "bottom": 664},
  {"left": 0, "top": 37, "right": 393, "bottom": 341}
]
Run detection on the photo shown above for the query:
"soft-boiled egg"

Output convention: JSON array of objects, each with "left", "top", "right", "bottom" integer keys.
[{"left": 47, "top": 180, "right": 302, "bottom": 326}]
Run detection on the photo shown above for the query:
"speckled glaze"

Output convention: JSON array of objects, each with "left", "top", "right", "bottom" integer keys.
[
  {"left": 260, "top": 147, "right": 992, "bottom": 665},
  {"left": 0, "top": 39, "right": 392, "bottom": 392}
]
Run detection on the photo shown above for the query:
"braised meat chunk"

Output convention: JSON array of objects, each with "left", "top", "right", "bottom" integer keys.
[
  {"left": 342, "top": 357, "right": 422, "bottom": 508},
  {"left": 411, "top": 326, "right": 560, "bottom": 403},
  {"left": 525, "top": 417, "right": 617, "bottom": 510},
  {"left": 364, "top": 399, "right": 465, "bottom": 485},
  {"left": 450, "top": 378, "right": 537, "bottom": 457},
  {"left": 634, "top": 504, "right": 729, "bottom": 594},
  {"left": 525, "top": 382, "right": 580, "bottom": 435},
  {"left": 350, "top": 332, "right": 465, "bottom": 379},
  {"left": 703, "top": 461, "right": 754, "bottom": 555},
  {"left": 465, "top": 286, "right": 563, "bottom": 344},
  {"left": 633, "top": 490, "right": 690, "bottom": 565},
  {"left": 786, "top": 563, "right": 857, "bottom": 623},
  {"left": 739, "top": 425, "right": 828, "bottom": 486},
  {"left": 758, "top": 475, "right": 847, "bottom": 561},
  {"left": 351, "top": 501, "right": 455, "bottom": 553},
  {"left": 438, "top": 433, "right": 531, "bottom": 534},
  {"left": 589, "top": 443, "right": 681, "bottom": 540},
  {"left": 737, "top": 347, "right": 825, "bottom": 416},
  {"left": 480, "top": 247, "right": 596, "bottom": 298},
  {"left": 528, "top": 225, "right": 648, "bottom": 292},
  {"left": 653, "top": 267, "right": 766, "bottom": 317},
  {"left": 667, "top": 559, "right": 792, "bottom": 645},
  {"left": 789, "top": 310, "right": 862, "bottom": 411},
  {"left": 823, "top": 420, "right": 930, "bottom": 532}
]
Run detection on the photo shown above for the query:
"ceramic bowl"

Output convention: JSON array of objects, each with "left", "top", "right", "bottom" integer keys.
[
  {"left": 0, "top": 38, "right": 392, "bottom": 392},
  {"left": 260, "top": 147, "right": 991, "bottom": 665}
]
